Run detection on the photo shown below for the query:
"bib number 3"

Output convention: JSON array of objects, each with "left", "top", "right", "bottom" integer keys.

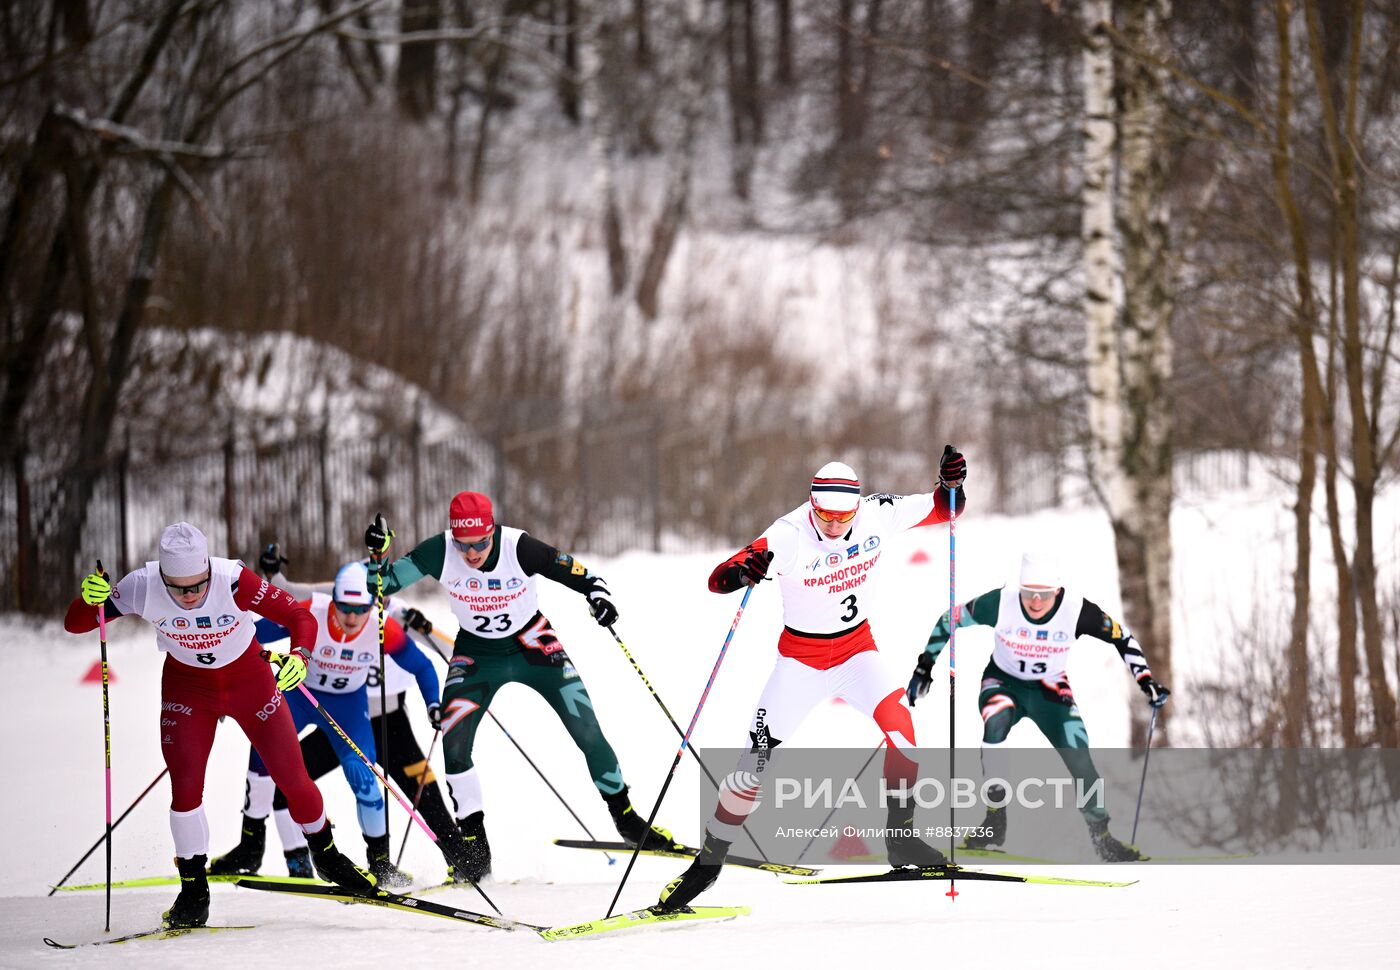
[{"left": 840, "top": 594, "right": 859, "bottom": 623}]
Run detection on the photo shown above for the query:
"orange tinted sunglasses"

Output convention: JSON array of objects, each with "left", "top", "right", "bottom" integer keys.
[{"left": 812, "top": 504, "right": 858, "bottom": 524}]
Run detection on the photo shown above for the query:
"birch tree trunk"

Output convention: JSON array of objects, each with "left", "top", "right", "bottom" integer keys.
[
  {"left": 1084, "top": 0, "right": 1175, "bottom": 744},
  {"left": 1081, "top": 0, "right": 1124, "bottom": 517}
]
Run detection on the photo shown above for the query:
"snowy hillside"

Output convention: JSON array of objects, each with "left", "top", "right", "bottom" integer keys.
[{"left": 3, "top": 483, "right": 1398, "bottom": 967}]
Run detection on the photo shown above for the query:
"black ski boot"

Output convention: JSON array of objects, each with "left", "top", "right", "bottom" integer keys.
[
  {"left": 1088, "top": 818, "right": 1143, "bottom": 862},
  {"left": 163, "top": 855, "right": 210, "bottom": 929},
  {"left": 962, "top": 788, "right": 1008, "bottom": 850},
  {"left": 365, "top": 833, "right": 413, "bottom": 889},
  {"left": 885, "top": 804, "right": 947, "bottom": 868},
  {"left": 304, "top": 822, "right": 377, "bottom": 892},
  {"left": 657, "top": 831, "right": 729, "bottom": 913},
  {"left": 446, "top": 812, "right": 491, "bottom": 883},
  {"left": 208, "top": 814, "right": 265, "bottom": 875},
  {"left": 605, "top": 787, "right": 681, "bottom": 851},
  {"left": 284, "top": 847, "right": 314, "bottom": 878}
]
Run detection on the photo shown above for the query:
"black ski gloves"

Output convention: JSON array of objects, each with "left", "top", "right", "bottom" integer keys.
[
  {"left": 259, "top": 543, "right": 288, "bottom": 578},
  {"left": 906, "top": 652, "right": 934, "bottom": 706},
  {"left": 401, "top": 608, "right": 433, "bottom": 635},
  {"left": 736, "top": 548, "right": 774, "bottom": 586},
  {"left": 587, "top": 580, "right": 619, "bottom": 627},
  {"left": 1138, "top": 676, "right": 1170, "bottom": 709},
  {"left": 938, "top": 445, "right": 966, "bottom": 490}
]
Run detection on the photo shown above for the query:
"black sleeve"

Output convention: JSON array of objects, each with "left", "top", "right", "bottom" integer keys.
[
  {"left": 516, "top": 533, "right": 605, "bottom": 596},
  {"left": 1076, "top": 598, "right": 1153, "bottom": 681}
]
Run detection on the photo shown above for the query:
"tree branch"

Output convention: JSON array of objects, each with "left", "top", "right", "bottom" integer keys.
[
  {"left": 190, "top": 0, "right": 381, "bottom": 137},
  {"left": 53, "top": 102, "right": 245, "bottom": 161}
]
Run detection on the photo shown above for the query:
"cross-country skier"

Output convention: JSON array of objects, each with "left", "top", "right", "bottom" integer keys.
[
  {"left": 209, "top": 560, "right": 448, "bottom": 887},
  {"left": 363, "top": 492, "right": 677, "bottom": 882},
  {"left": 905, "top": 550, "right": 1171, "bottom": 861},
  {"left": 64, "top": 523, "right": 376, "bottom": 929},
  {"left": 657, "top": 448, "right": 968, "bottom": 912},
  {"left": 245, "top": 545, "right": 463, "bottom": 877}
]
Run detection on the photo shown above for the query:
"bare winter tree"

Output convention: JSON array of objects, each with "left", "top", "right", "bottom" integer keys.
[
  {"left": 2, "top": 0, "right": 384, "bottom": 606},
  {"left": 1138, "top": 0, "right": 1400, "bottom": 747},
  {"left": 1301, "top": 0, "right": 1398, "bottom": 747},
  {"left": 1268, "top": 0, "right": 1330, "bottom": 749},
  {"left": 580, "top": 0, "right": 628, "bottom": 298},
  {"left": 634, "top": 0, "right": 715, "bottom": 320},
  {"left": 398, "top": 0, "right": 442, "bottom": 119}
]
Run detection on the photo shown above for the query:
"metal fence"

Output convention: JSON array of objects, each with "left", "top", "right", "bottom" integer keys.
[{"left": 5, "top": 420, "right": 1261, "bottom": 614}]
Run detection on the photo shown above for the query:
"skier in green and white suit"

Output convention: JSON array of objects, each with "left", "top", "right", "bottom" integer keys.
[
  {"left": 364, "top": 491, "right": 677, "bottom": 881},
  {"left": 906, "top": 551, "right": 1170, "bottom": 862}
]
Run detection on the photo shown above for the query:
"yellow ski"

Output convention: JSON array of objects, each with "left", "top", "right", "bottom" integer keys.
[{"left": 541, "top": 905, "right": 751, "bottom": 941}]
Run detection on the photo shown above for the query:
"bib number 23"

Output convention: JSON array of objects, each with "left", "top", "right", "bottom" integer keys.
[{"left": 473, "top": 613, "right": 512, "bottom": 634}]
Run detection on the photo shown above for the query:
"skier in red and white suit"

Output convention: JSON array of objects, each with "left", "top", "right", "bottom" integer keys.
[
  {"left": 658, "top": 447, "right": 968, "bottom": 911},
  {"left": 64, "top": 522, "right": 376, "bottom": 929}
]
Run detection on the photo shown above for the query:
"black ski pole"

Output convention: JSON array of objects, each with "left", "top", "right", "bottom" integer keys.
[
  {"left": 370, "top": 514, "right": 394, "bottom": 851},
  {"left": 1130, "top": 705, "right": 1160, "bottom": 845},
  {"left": 395, "top": 726, "right": 442, "bottom": 868},
  {"left": 604, "top": 584, "right": 753, "bottom": 919},
  {"left": 605, "top": 624, "right": 768, "bottom": 862},
  {"left": 49, "top": 768, "right": 169, "bottom": 895},
  {"left": 795, "top": 740, "right": 882, "bottom": 863},
  {"left": 487, "top": 710, "right": 615, "bottom": 863},
  {"left": 94, "top": 560, "right": 113, "bottom": 931}
]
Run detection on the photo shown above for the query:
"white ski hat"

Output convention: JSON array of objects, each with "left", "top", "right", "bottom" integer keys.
[
  {"left": 1019, "top": 551, "right": 1062, "bottom": 589},
  {"left": 159, "top": 522, "right": 209, "bottom": 577},
  {"left": 810, "top": 460, "right": 861, "bottom": 513},
  {"left": 333, "top": 562, "right": 373, "bottom": 607}
]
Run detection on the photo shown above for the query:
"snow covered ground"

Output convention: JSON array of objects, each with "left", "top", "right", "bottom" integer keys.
[{"left": 3, "top": 488, "right": 1398, "bottom": 967}]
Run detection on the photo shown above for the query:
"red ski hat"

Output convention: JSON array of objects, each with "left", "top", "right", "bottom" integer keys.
[{"left": 450, "top": 491, "right": 495, "bottom": 538}]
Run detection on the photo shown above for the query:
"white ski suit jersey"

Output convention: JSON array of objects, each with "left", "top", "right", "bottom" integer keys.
[
  {"left": 714, "top": 491, "right": 955, "bottom": 670},
  {"left": 115, "top": 557, "right": 257, "bottom": 669}
]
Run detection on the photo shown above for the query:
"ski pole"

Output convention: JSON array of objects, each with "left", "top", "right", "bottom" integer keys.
[
  {"left": 95, "top": 559, "right": 113, "bottom": 931},
  {"left": 946, "top": 483, "right": 959, "bottom": 899},
  {"left": 1130, "top": 704, "right": 1159, "bottom": 845},
  {"left": 422, "top": 628, "right": 615, "bottom": 863},
  {"left": 394, "top": 726, "right": 441, "bottom": 868},
  {"left": 605, "top": 624, "right": 769, "bottom": 862},
  {"left": 487, "top": 710, "right": 615, "bottom": 863},
  {"left": 371, "top": 514, "right": 393, "bottom": 850},
  {"left": 604, "top": 584, "right": 753, "bottom": 919},
  {"left": 49, "top": 767, "right": 170, "bottom": 895},
  {"left": 284, "top": 675, "right": 501, "bottom": 915},
  {"left": 420, "top": 627, "right": 618, "bottom": 862},
  {"left": 795, "top": 740, "right": 882, "bottom": 863}
]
